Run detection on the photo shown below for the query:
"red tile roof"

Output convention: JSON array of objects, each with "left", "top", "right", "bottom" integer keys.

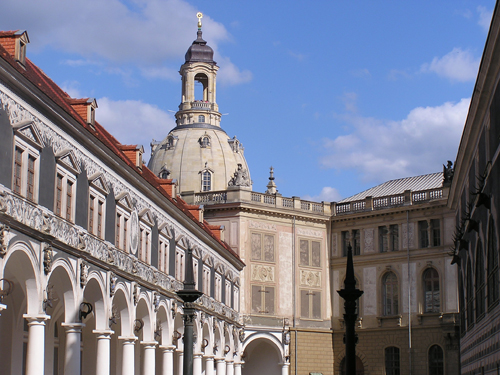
[{"left": 0, "top": 33, "right": 243, "bottom": 266}]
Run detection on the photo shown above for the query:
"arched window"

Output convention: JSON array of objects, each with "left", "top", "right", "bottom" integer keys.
[
  {"left": 382, "top": 272, "right": 399, "bottom": 316},
  {"left": 423, "top": 268, "right": 440, "bottom": 313},
  {"left": 487, "top": 217, "right": 499, "bottom": 307},
  {"left": 200, "top": 136, "right": 210, "bottom": 147},
  {"left": 385, "top": 347, "right": 400, "bottom": 375},
  {"left": 466, "top": 259, "right": 474, "bottom": 328},
  {"left": 166, "top": 136, "right": 174, "bottom": 149},
  {"left": 201, "top": 170, "right": 211, "bottom": 192},
  {"left": 475, "top": 241, "right": 485, "bottom": 320},
  {"left": 428, "top": 345, "right": 444, "bottom": 375},
  {"left": 198, "top": 115, "right": 205, "bottom": 123}
]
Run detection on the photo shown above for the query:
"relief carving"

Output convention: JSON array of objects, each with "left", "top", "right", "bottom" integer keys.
[
  {"left": 299, "top": 269, "right": 321, "bottom": 287},
  {"left": 364, "top": 228, "right": 374, "bottom": 253},
  {"left": 249, "top": 221, "right": 276, "bottom": 231},
  {"left": 331, "top": 233, "right": 337, "bottom": 256},
  {"left": 297, "top": 228, "right": 323, "bottom": 238},
  {"left": 251, "top": 264, "right": 275, "bottom": 282}
]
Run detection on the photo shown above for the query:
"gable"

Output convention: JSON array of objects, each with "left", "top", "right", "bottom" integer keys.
[
  {"left": 115, "top": 191, "right": 134, "bottom": 210},
  {"left": 55, "top": 148, "right": 81, "bottom": 174},
  {"left": 12, "top": 120, "right": 44, "bottom": 149},
  {"left": 88, "top": 172, "right": 109, "bottom": 195}
]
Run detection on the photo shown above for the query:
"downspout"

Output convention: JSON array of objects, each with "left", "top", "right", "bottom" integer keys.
[
  {"left": 292, "top": 215, "right": 297, "bottom": 375},
  {"left": 407, "top": 210, "right": 412, "bottom": 375}
]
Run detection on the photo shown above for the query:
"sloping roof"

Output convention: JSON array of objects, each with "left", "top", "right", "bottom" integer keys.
[
  {"left": 339, "top": 172, "right": 444, "bottom": 203},
  {"left": 0, "top": 35, "right": 242, "bottom": 266}
]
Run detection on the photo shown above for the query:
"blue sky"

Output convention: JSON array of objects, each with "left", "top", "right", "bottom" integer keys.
[{"left": 0, "top": 0, "right": 494, "bottom": 201}]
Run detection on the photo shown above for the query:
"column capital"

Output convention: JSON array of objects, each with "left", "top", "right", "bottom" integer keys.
[
  {"left": 194, "top": 353, "right": 203, "bottom": 358},
  {"left": 215, "top": 358, "right": 226, "bottom": 363},
  {"left": 23, "top": 314, "right": 50, "bottom": 324},
  {"left": 159, "top": 345, "right": 176, "bottom": 352},
  {"left": 118, "top": 336, "right": 138, "bottom": 343},
  {"left": 204, "top": 355, "right": 215, "bottom": 360},
  {"left": 61, "top": 322, "right": 85, "bottom": 332},
  {"left": 141, "top": 341, "right": 158, "bottom": 348},
  {"left": 93, "top": 329, "right": 114, "bottom": 336}
]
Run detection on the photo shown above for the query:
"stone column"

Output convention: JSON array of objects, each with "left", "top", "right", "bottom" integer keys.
[
  {"left": 193, "top": 354, "right": 203, "bottom": 375},
  {"left": 234, "top": 362, "right": 242, "bottom": 375},
  {"left": 61, "top": 322, "right": 85, "bottom": 375},
  {"left": 215, "top": 359, "right": 226, "bottom": 375},
  {"left": 159, "top": 346, "right": 176, "bottom": 375},
  {"left": 142, "top": 341, "right": 157, "bottom": 375},
  {"left": 119, "top": 336, "right": 137, "bottom": 375},
  {"left": 93, "top": 330, "right": 113, "bottom": 375},
  {"left": 204, "top": 356, "right": 215, "bottom": 375},
  {"left": 226, "top": 360, "right": 234, "bottom": 375},
  {"left": 281, "top": 363, "right": 290, "bottom": 375},
  {"left": 176, "top": 351, "right": 184, "bottom": 375},
  {"left": 23, "top": 314, "right": 50, "bottom": 375}
]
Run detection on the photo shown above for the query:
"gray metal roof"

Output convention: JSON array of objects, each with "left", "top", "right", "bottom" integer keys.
[{"left": 339, "top": 172, "right": 443, "bottom": 203}]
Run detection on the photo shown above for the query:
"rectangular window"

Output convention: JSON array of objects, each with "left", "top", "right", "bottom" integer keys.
[
  {"left": 158, "top": 235, "right": 169, "bottom": 273},
  {"left": 97, "top": 201, "right": 103, "bottom": 238},
  {"left": 13, "top": 143, "right": 39, "bottom": 202},
  {"left": 89, "top": 195, "right": 95, "bottom": 234},
  {"left": 55, "top": 174, "right": 63, "bottom": 216},
  {"left": 234, "top": 286, "right": 240, "bottom": 312},
  {"left": 139, "top": 226, "right": 151, "bottom": 263},
  {"left": 380, "top": 225, "right": 399, "bottom": 252},
  {"left": 65, "top": 180, "right": 73, "bottom": 220},
  {"left": 299, "top": 239, "right": 321, "bottom": 267},
  {"left": 341, "top": 231, "right": 350, "bottom": 256},
  {"left": 300, "top": 289, "right": 321, "bottom": 319},
  {"left": 14, "top": 147, "right": 23, "bottom": 194},
  {"left": 115, "top": 210, "right": 130, "bottom": 251},
  {"left": 251, "top": 285, "right": 275, "bottom": 315},
  {"left": 202, "top": 265, "right": 211, "bottom": 295},
  {"left": 54, "top": 168, "right": 76, "bottom": 222},
  {"left": 390, "top": 224, "right": 399, "bottom": 251},
  {"left": 419, "top": 220, "right": 429, "bottom": 248},
  {"left": 175, "top": 249, "right": 185, "bottom": 282},
  {"left": 379, "top": 226, "right": 389, "bottom": 252},
  {"left": 225, "top": 280, "right": 231, "bottom": 306},
  {"left": 430, "top": 219, "right": 440, "bottom": 247},
  {"left": 116, "top": 212, "right": 121, "bottom": 248},
  {"left": 251, "top": 233, "right": 275, "bottom": 262},
  {"left": 214, "top": 273, "right": 222, "bottom": 301},
  {"left": 27, "top": 155, "right": 35, "bottom": 202},
  {"left": 352, "top": 229, "right": 360, "bottom": 255}
]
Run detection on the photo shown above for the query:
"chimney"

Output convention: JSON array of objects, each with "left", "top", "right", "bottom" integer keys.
[
  {"left": 68, "top": 98, "right": 97, "bottom": 126},
  {"left": 119, "top": 144, "right": 144, "bottom": 169},
  {"left": 0, "top": 30, "right": 29, "bottom": 66}
]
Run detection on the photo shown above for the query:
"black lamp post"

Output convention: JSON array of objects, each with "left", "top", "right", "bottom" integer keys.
[
  {"left": 176, "top": 246, "right": 203, "bottom": 375},
  {"left": 337, "top": 244, "right": 363, "bottom": 375}
]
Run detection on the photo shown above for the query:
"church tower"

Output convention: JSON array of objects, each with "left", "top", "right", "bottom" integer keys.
[{"left": 148, "top": 13, "right": 252, "bottom": 194}]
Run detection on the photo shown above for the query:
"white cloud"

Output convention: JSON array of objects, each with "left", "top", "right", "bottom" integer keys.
[
  {"left": 421, "top": 48, "right": 480, "bottom": 82},
  {"left": 350, "top": 68, "right": 371, "bottom": 78},
  {"left": 140, "top": 66, "right": 179, "bottom": 81},
  {"left": 303, "top": 187, "right": 342, "bottom": 203},
  {"left": 216, "top": 56, "right": 253, "bottom": 86},
  {"left": 341, "top": 92, "right": 358, "bottom": 113},
  {"left": 96, "top": 97, "right": 176, "bottom": 162},
  {"left": 0, "top": 0, "right": 251, "bottom": 85},
  {"left": 60, "top": 81, "right": 82, "bottom": 98},
  {"left": 320, "top": 98, "right": 470, "bottom": 183},
  {"left": 477, "top": 6, "right": 493, "bottom": 32}
]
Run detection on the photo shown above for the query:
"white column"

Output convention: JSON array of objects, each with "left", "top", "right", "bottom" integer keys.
[
  {"left": 193, "top": 354, "right": 203, "bottom": 375},
  {"left": 142, "top": 341, "right": 157, "bottom": 375},
  {"left": 176, "top": 351, "right": 184, "bottom": 375},
  {"left": 119, "top": 336, "right": 137, "bottom": 375},
  {"left": 159, "top": 346, "right": 175, "bottom": 375},
  {"left": 61, "top": 322, "right": 85, "bottom": 375},
  {"left": 93, "top": 330, "right": 113, "bottom": 375},
  {"left": 281, "top": 363, "right": 290, "bottom": 375},
  {"left": 234, "top": 362, "right": 242, "bottom": 375},
  {"left": 215, "top": 359, "right": 226, "bottom": 375},
  {"left": 23, "top": 314, "right": 50, "bottom": 375},
  {"left": 226, "top": 361, "right": 234, "bottom": 375},
  {"left": 204, "top": 356, "right": 215, "bottom": 375}
]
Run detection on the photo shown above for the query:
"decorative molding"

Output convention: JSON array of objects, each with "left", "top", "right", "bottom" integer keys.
[
  {"left": 297, "top": 228, "right": 323, "bottom": 238},
  {"left": 250, "top": 264, "right": 275, "bottom": 283},
  {"left": 249, "top": 220, "right": 276, "bottom": 231},
  {"left": 364, "top": 228, "right": 374, "bottom": 253}
]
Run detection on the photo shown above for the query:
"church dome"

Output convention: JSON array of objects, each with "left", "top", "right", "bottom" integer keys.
[
  {"left": 148, "top": 127, "right": 251, "bottom": 194},
  {"left": 185, "top": 30, "right": 215, "bottom": 63}
]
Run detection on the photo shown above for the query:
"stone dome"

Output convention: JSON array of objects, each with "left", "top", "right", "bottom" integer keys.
[{"left": 148, "top": 126, "right": 251, "bottom": 194}]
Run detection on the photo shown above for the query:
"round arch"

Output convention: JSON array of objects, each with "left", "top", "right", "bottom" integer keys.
[{"left": 242, "top": 333, "right": 283, "bottom": 375}]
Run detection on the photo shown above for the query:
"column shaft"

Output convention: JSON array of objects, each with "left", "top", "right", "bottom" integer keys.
[
  {"left": 119, "top": 337, "right": 137, "bottom": 375},
  {"left": 160, "top": 346, "right": 175, "bottom": 375},
  {"left": 177, "top": 351, "right": 184, "bottom": 375},
  {"left": 61, "top": 322, "right": 85, "bottom": 375},
  {"left": 234, "top": 362, "right": 242, "bottom": 375},
  {"left": 226, "top": 361, "right": 234, "bottom": 375},
  {"left": 205, "top": 357, "right": 215, "bottom": 375},
  {"left": 193, "top": 354, "right": 203, "bottom": 375},
  {"left": 142, "top": 342, "right": 157, "bottom": 375},
  {"left": 281, "top": 363, "right": 290, "bottom": 375},
  {"left": 215, "top": 359, "right": 226, "bottom": 375},
  {"left": 24, "top": 315, "right": 50, "bottom": 375},
  {"left": 93, "top": 330, "right": 113, "bottom": 375}
]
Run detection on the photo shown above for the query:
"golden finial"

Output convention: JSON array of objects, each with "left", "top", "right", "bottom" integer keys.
[{"left": 197, "top": 12, "right": 203, "bottom": 30}]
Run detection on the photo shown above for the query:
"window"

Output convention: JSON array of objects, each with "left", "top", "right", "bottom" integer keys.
[
  {"left": 158, "top": 230, "right": 170, "bottom": 273},
  {"left": 166, "top": 136, "right": 176, "bottom": 150},
  {"left": 251, "top": 233, "right": 275, "bottom": 262},
  {"left": 475, "top": 241, "right": 486, "bottom": 320},
  {"left": 428, "top": 345, "right": 444, "bottom": 375},
  {"left": 199, "top": 136, "right": 210, "bottom": 147},
  {"left": 159, "top": 167, "right": 170, "bottom": 179},
  {"left": 487, "top": 218, "right": 499, "bottom": 307},
  {"left": 430, "top": 219, "right": 441, "bottom": 246},
  {"left": 466, "top": 259, "right": 474, "bottom": 328},
  {"left": 234, "top": 286, "right": 240, "bottom": 312},
  {"left": 418, "top": 220, "right": 429, "bottom": 248},
  {"left": 202, "top": 265, "right": 211, "bottom": 295},
  {"left": 201, "top": 170, "right": 211, "bottom": 192},
  {"left": 138, "top": 211, "right": 153, "bottom": 264},
  {"left": 251, "top": 285, "right": 275, "bottom": 315},
  {"left": 214, "top": 272, "right": 222, "bottom": 301},
  {"left": 175, "top": 248, "right": 185, "bottom": 282},
  {"left": 88, "top": 191, "right": 105, "bottom": 239},
  {"left": 115, "top": 210, "right": 130, "bottom": 251},
  {"left": 198, "top": 115, "right": 206, "bottom": 123},
  {"left": 300, "top": 289, "right": 321, "bottom": 319},
  {"left": 341, "top": 231, "right": 350, "bottom": 257},
  {"left": 54, "top": 168, "right": 76, "bottom": 222},
  {"left": 225, "top": 280, "right": 231, "bottom": 306},
  {"left": 193, "top": 257, "right": 199, "bottom": 289},
  {"left": 379, "top": 225, "right": 399, "bottom": 252},
  {"left": 299, "top": 239, "right": 321, "bottom": 267},
  {"left": 385, "top": 347, "right": 400, "bottom": 375},
  {"left": 423, "top": 268, "right": 440, "bottom": 313},
  {"left": 12, "top": 143, "right": 39, "bottom": 202},
  {"left": 351, "top": 230, "right": 360, "bottom": 255},
  {"left": 382, "top": 272, "right": 399, "bottom": 316}
]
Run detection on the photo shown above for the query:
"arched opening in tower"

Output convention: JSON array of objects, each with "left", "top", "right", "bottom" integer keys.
[{"left": 194, "top": 73, "right": 209, "bottom": 102}]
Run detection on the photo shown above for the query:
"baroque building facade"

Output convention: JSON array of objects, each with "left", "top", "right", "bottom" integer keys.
[
  {"left": 0, "top": 30, "right": 244, "bottom": 375},
  {"left": 448, "top": 2, "right": 500, "bottom": 374}
]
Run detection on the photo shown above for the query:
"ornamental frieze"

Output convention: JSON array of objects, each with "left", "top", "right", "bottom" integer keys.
[
  {"left": 249, "top": 220, "right": 276, "bottom": 231},
  {"left": 251, "top": 264, "right": 275, "bottom": 283},
  {"left": 297, "top": 228, "right": 323, "bottom": 238},
  {"left": 299, "top": 269, "right": 321, "bottom": 287}
]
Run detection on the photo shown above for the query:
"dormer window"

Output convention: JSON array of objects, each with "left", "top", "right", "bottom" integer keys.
[
  {"left": 14, "top": 31, "right": 29, "bottom": 66},
  {"left": 159, "top": 166, "right": 171, "bottom": 179},
  {"left": 165, "top": 135, "right": 178, "bottom": 150},
  {"left": 198, "top": 115, "right": 205, "bottom": 123},
  {"left": 199, "top": 133, "right": 211, "bottom": 148},
  {"left": 201, "top": 170, "right": 212, "bottom": 191}
]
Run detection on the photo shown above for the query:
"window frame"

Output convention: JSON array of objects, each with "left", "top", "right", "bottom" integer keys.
[
  {"left": 300, "top": 288, "right": 322, "bottom": 320},
  {"left": 12, "top": 138, "right": 40, "bottom": 203},
  {"left": 115, "top": 206, "right": 131, "bottom": 252},
  {"left": 384, "top": 346, "right": 400, "bottom": 375},
  {"left": 250, "top": 232, "right": 275, "bottom": 263},
  {"left": 382, "top": 271, "right": 399, "bottom": 316},
  {"left": 88, "top": 188, "right": 106, "bottom": 239},
  {"left": 251, "top": 284, "right": 275, "bottom": 315},
  {"left": 138, "top": 211, "right": 154, "bottom": 264},
  {"left": 201, "top": 170, "right": 212, "bottom": 192},
  {"left": 158, "top": 226, "right": 171, "bottom": 274},
  {"left": 299, "top": 238, "right": 322, "bottom": 267},
  {"left": 428, "top": 344, "right": 444, "bottom": 375},
  {"left": 54, "top": 165, "right": 77, "bottom": 222},
  {"left": 423, "top": 268, "right": 440, "bottom": 313}
]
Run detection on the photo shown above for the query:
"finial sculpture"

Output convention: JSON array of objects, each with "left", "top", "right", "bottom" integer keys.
[
  {"left": 197, "top": 12, "right": 203, "bottom": 30},
  {"left": 337, "top": 244, "right": 363, "bottom": 375}
]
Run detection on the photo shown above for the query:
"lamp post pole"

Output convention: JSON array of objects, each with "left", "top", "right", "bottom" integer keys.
[
  {"left": 176, "top": 246, "right": 203, "bottom": 375},
  {"left": 337, "top": 245, "right": 363, "bottom": 375}
]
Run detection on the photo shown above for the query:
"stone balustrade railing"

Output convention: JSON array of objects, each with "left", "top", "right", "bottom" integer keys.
[{"left": 191, "top": 101, "right": 212, "bottom": 109}]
